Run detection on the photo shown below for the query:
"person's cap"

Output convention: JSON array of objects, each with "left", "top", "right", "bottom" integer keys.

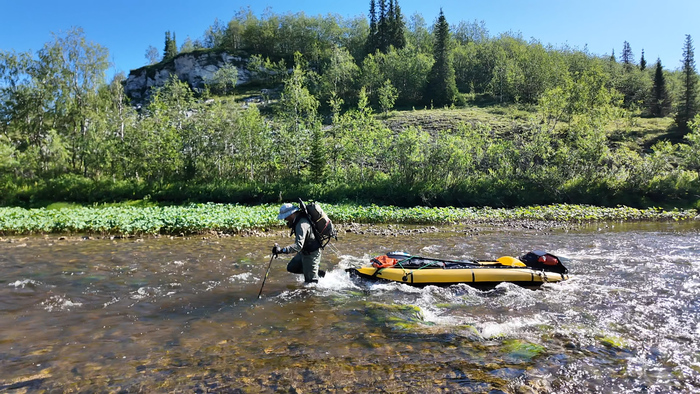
[{"left": 277, "top": 203, "right": 299, "bottom": 220}]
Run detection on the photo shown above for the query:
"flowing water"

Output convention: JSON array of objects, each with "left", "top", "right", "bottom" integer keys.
[{"left": 1, "top": 222, "right": 699, "bottom": 393}]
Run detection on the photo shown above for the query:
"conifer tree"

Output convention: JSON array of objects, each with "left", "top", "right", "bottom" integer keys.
[
  {"left": 425, "top": 9, "right": 458, "bottom": 107},
  {"left": 378, "top": 0, "right": 388, "bottom": 52},
  {"left": 365, "top": 0, "right": 378, "bottom": 56},
  {"left": 386, "top": 0, "right": 396, "bottom": 52},
  {"left": 621, "top": 41, "right": 634, "bottom": 70},
  {"left": 640, "top": 49, "right": 646, "bottom": 70},
  {"left": 676, "top": 34, "right": 699, "bottom": 133},
  {"left": 650, "top": 59, "right": 672, "bottom": 117},
  {"left": 164, "top": 31, "right": 178, "bottom": 61},
  {"left": 365, "top": 0, "right": 405, "bottom": 55},
  {"left": 171, "top": 33, "right": 178, "bottom": 58},
  {"left": 390, "top": 0, "right": 406, "bottom": 50},
  {"left": 164, "top": 31, "right": 171, "bottom": 60}
]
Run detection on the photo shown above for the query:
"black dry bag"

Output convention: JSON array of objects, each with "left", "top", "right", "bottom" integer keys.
[{"left": 520, "top": 250, "right": 568, "bottom": 274}]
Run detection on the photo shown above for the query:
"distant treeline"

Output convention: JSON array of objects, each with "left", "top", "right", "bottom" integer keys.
[
  {"left": 158, "top": 5, "right": 694, "bottom": 116},
  {"left": 0, "top": 5, "right": 699, "bottom": 208}
]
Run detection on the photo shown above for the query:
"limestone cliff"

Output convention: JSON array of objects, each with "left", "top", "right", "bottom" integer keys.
[{"left": 125, "top": 51, "right": 252, "bottom": 101}]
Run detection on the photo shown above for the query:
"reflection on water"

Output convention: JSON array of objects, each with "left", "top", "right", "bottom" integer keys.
[{"left": 1, "top": 221, "right": 699, "bottom": 392}]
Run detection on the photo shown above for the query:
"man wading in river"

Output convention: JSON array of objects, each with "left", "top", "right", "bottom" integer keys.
[{"left": 272, "top": 203, "right": 325, "bottom": 283}]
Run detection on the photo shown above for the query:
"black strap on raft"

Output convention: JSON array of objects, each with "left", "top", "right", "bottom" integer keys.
[{"left": 402, "top": 259, "right": 440, "bottom": 281}]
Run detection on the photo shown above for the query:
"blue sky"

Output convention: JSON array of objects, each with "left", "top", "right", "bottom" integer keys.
[{"left": 1, "top": 0, "right": 698, "bottom": 81}]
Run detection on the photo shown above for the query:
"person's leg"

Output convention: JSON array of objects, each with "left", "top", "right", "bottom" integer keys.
[
  {"left": 301, "top": 250, "right": 322, "bottom": 283},
  {"left": 286, "top": 253, "right": 303, "bottom": 274}
]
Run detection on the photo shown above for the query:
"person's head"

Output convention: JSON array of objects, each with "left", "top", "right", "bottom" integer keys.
[{"left": 277, "top": 203, "right": 299, "bottom": 225}]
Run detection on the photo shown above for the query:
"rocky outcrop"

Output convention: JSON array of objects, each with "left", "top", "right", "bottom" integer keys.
[{"left": 125, "top": 51, "right": 252, "bottom": 101}]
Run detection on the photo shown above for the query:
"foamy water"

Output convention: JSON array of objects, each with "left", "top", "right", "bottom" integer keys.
[{"left": 41, "top": 294, "right": 83, "bottom": 312}]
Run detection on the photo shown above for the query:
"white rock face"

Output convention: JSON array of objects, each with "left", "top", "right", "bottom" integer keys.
[{"left": 125, "top": 51, "right": 253, "bottom": 100}]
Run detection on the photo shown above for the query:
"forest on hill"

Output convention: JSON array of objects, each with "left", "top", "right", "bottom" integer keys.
[{"left": 0, "top": 2, "right": 699, "bottom": 208}]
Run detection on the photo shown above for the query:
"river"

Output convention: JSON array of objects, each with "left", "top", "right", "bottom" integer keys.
[{"left": 1, "top": 221, "right": 699, "bottom": 393}]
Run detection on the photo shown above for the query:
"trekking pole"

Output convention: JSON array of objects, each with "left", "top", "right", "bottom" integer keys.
[{"left": 258, "top": 254, "right": 276, "bottom": 298}]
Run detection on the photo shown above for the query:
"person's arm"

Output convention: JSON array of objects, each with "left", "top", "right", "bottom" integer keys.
[{"left": 283, "top": 220, "right": 308, "bottom": 253}]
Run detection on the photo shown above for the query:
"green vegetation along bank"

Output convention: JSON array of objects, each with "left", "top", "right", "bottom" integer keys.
[{"left": 0, "top": 203, "right": 696, "bottom": 236}]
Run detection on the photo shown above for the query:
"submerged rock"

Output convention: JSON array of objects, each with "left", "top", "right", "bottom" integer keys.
[
  {"left": 502, "top": 339, "right": 546, "bottom": 361},
  {"left": 363, "top": 301, "right": 425, "bottom": 331}
]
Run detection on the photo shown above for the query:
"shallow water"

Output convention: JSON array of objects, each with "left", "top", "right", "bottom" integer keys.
[{"left": 1, "top": 221, "right": 699, "bottom": 392}]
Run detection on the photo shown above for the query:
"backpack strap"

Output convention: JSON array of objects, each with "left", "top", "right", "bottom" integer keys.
[{"left": 298, "top": 198, "right": 326, "bottom": 250}]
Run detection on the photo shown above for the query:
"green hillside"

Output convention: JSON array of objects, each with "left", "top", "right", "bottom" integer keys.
[{"left": 0, "top": 7, "right": 698, "bottom": 209}]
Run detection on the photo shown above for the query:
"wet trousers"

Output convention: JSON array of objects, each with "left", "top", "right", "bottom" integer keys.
[{"left": 286, "top": 249, "right": 322, "bottom": 283}]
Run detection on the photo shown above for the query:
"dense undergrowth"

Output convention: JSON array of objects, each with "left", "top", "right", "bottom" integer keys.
[
  {"left": 0, "top": 203, "right": 696, "bottom": 236},
  {"left": 2, "top": 99, "right": 699, "bottom": 211}
]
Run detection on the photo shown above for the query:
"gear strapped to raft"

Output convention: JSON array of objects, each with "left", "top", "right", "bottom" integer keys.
[
  {"left": 519, "top": 250, "right": 568, "bottom": 274},
  {"left": 349, "top": 251, "right": 570, "bottom": 287},
  {"left": 370, "top": 250, "right": 568, "bottom": 274}
]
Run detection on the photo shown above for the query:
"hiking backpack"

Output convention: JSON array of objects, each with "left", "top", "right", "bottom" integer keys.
[{"left": 298, "top": 198, "right": 337, "bottom": 248}]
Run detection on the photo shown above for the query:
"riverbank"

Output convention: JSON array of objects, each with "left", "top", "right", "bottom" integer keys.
[
  {"left": 0, "top": 203, "right": 697, "bottom": 236},
  {"left": 0, "top": 220, "right": 579, "bottom": 245}
]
